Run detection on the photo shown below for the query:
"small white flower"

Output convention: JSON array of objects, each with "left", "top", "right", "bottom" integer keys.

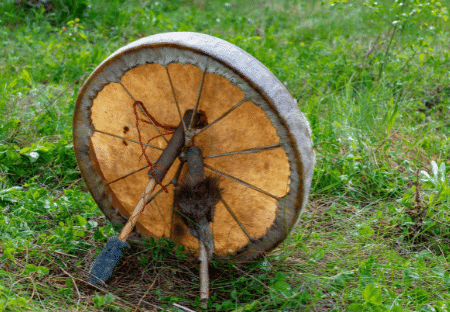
[{"left": 30, "top": 152, "right": 39, "bottom": 159}]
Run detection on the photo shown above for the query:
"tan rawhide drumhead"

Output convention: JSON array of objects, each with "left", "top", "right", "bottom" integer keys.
[{"left": 73, "top": 32, "right": 314, "bottom": 260}]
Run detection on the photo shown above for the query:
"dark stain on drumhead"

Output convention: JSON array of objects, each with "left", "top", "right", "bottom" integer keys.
[
  {"left": 123, "top": 126, "right": 129, "bottom": 133},
  {"left": 174, "top": 223, "right": 185, "bottom": 237},
  {"left": 122, "top": 140, "right": 128, "bottom": 146}
]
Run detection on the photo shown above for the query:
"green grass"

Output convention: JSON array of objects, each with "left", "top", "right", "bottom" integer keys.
[{"left": 1, "top": 0, "right": 450, "bottom": 311}]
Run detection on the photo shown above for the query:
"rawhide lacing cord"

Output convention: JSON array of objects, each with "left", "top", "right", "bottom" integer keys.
[
  {"left": 135, "top": 100, "right": 178, "bottom": 131},
  {"left": 133, "top": 100, "right": 177, "bottom": 193},
  {"left": 135, "top": 100, "right": 178, "bottom": 158}
]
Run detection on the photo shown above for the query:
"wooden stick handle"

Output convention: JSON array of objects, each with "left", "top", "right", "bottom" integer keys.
[
  {"left": 199, "top": 241, "right": 209, "bottom": 309},
  {"left": 118, "top": 179, "right": 156, "bottom": 241}
]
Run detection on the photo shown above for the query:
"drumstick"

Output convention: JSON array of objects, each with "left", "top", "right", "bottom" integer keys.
[{"left": 89, "top": 110, "right": 198, "bottom": 287}]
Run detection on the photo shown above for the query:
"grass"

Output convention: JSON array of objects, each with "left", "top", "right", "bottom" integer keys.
[{"left": 1, "top": 0, "right": 450, "bottom": 310}]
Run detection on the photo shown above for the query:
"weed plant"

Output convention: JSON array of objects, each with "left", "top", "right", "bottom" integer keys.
[{"left": 1, "top": 0, "right": 450, "bottom": 311}]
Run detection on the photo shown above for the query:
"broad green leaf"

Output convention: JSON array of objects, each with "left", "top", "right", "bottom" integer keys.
[
  {"left": 75, "top": 215, "right": 87, "bottom": 226},
  {"left": 93, "top": 229, "right": 104, "bottom": 241},
  {"left": 104, "top": 293, "right": 115, "bottom": 304},
  {"left": 37, "top": 266, "right": 49, "bottom": 275},
  {"left": 358, "top": 225, "right": 375, "bottom": 238},
  {"left": 271, "top": 280, "right": 293, "bottom": 298},
  {"left": 404, "top": 267, "right": 420, "bottom": 280},
  {"left": 363, "top": 283, "right": 382, "bottom": 305},
  {"left": 417, "top": 250, "right": 431, "bottom": 259},
  {"left": 73, "top": 230, "right": 85, "bottom": 238},
  {"left": 270, "top": 272, "right": 294, "bottom": 298},
  {"left": 3, "top": 248, "right": 15, "bottom": 260},
  {"left": 26, "top": 264, "right": 38, "bottom": 272},
  {"left": 20, "top": 147, "right": 32, "bottom": 154},
  {"left": 7, "top": 297, "right": 27, "bottom": 307},
  {"left": 437, "top": 188, "right": 450, "bottom": 201}
]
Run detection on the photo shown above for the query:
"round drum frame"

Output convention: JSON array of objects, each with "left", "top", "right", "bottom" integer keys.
[{"left": 73, "top": 32, "right": 314, "bottom": 260}]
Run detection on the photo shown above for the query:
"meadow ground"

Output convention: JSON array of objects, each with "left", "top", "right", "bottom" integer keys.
[{"left": 1, "top": 0, "right": 450, "bottom": 311}]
